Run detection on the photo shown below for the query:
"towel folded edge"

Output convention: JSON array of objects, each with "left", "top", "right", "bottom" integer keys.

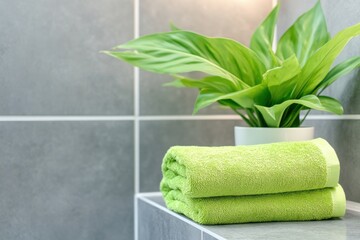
[
  {"left": 313, "top": 138, "right": 340, "bottom": 188},
  {"left": 332, "top": 184, "right": 346, "bottom": 218},
  {"left": 161, "top": 185, "right": 347, "bottom": 224}
]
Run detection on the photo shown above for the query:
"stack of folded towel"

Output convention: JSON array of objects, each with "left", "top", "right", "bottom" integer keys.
[{"left": 160, "top": 138, "right": 346, "bottom": 224}]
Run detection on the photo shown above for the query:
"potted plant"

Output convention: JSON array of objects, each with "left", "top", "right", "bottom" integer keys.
[{"left": 103, "top": 2, "right": 360, "bottom": 145}]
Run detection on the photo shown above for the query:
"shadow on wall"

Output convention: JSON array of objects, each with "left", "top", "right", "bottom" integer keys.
[
  {"left": 336, "top": 69, "right": 360, "bottom": 201},
  {"left": 346, "top": 70, "right": 360, "bottom": 113}
]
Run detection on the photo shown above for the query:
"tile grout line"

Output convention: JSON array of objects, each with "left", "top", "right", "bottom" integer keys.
[
  {"left": 136, "top": 192, "right": 163, "bottom": 197},
  {"left": 0, "top": 114, "right": 360, "bottom": 121},
  {"left": 305, "top": 115, "right": 360, "bottom": 120},
  {"left": 133, "top": 0, "right": 140, "bottom": 196},
  {"left": 0, "top": 116, "right": 135, "bottom": 121},
  {"left": 133, "top": 0, "right": 140, "bottom": 239}
]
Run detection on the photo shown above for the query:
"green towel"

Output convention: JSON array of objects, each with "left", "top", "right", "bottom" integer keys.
[
  {"left": 161, "top": 184, "right": 346, "bottom": 224},
  {"left": 161, "top": 138, "right": 339, "bottom": 198}
]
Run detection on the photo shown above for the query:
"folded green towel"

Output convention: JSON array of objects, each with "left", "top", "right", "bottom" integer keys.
[
  {"left": 161, "top": 184, "right": 346, "bottom": 224},
  {"left": 161, "top": 138, "right": 339, "bottom": 198}
]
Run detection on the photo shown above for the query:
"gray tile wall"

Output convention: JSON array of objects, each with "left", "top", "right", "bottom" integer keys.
[
  {"left": 0, "top": 0, "right": 136, "bottom": 239},
  {"left": 0, "top": 0, "right": 134, "bottom": 115},
  {"left": 0, "top": 122, "right": 134, "bottom": 240},
  {"left": 0, "top": 1, "right": 359, "bottom": 240}
]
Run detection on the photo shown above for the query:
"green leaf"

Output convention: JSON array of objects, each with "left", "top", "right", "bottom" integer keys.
[
  {"left": 315, "top": 56, "right": 360, "bottom": 94},
  {"left": 294, "top": 22, "right": 360, "bottom": 97},
  {"left": 193, "top": 89, "right": 223, "bottom": 114},
  {"left": 262, "top": 55, "right": 301, "bottom": 104},
  {"left": 281, "top": 108, "right": 301, "bottom": 127},
  {"left": 276, "top": 1, "right": 330, "bottom": 66},
  {"left": 103, "top": 31, "right": 266, "bottom": 89},
  {"left": 218, "top": 99, "right": 241, "bottom": 109},
  {"left": 255, "top": 95, "right": 343, "bottom": 127},
  {"left": 165, "top": 76, "right": 237, "bottom": 93},
  {"left": 193, "top": 84, "right": 269, "bottom": 114},
  {"left": 163, "top": 79, "right": 186, "bottom": 88},
  {"left": 102, "top": 2, "right": 359, "bottom": 126},
  {"left": 250, "top": 5, "right": 280, "bottom": 69}
]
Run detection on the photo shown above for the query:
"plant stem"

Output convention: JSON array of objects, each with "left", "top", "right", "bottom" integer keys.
[
  {"left": 254, "top": 109, "right": 267, "bottom": 127},
  {"left": 282, "top": 105, "right": 301, "bottom": 127},
  {"left": 300, "top": 109, "right": 311, "bottom": 125},
  {"left": 246, "top": 109, "right": 260, "bottom": 127},
  {"left": 232, "top": 108, "right": 255, "bottom": 127}
]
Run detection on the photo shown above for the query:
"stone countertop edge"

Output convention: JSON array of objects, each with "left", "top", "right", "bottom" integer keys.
[
  {"left": 136, "top": 192, "right": 227, "bottom": 240},
  {"left": 136, "top": 192, "right": 360, "bottom": 240}
]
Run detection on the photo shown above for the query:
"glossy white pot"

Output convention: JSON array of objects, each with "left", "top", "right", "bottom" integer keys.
[{"left": 234, "top": 127, "right": 314, "bottom": 146}]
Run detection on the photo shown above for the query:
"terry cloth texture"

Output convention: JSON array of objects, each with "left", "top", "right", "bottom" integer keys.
[
  {"left": 161, "top": 138, "right": 339, "bottom": 198},
  {"left": 161, "top": 184, "right": 346, "bottom": 224},
  {"left": 160, "top": 138, "right": 346, "bottom": 224}
]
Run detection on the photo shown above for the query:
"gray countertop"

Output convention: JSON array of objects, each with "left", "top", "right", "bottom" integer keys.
[{"left": 137, "top": 193, "right": 360, "bottom": 240}]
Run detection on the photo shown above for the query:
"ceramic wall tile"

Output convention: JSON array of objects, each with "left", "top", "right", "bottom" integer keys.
[
  {"left": 0, "top": 0, "right": 134, "bottom": 115},
  {"left": 0, "top": 121, "right": 134, "bottom": 240}
]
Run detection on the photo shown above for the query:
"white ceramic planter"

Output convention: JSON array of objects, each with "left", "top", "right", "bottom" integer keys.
[{"left": 234, "top": 126, "right": 314, "bottom": 146}]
